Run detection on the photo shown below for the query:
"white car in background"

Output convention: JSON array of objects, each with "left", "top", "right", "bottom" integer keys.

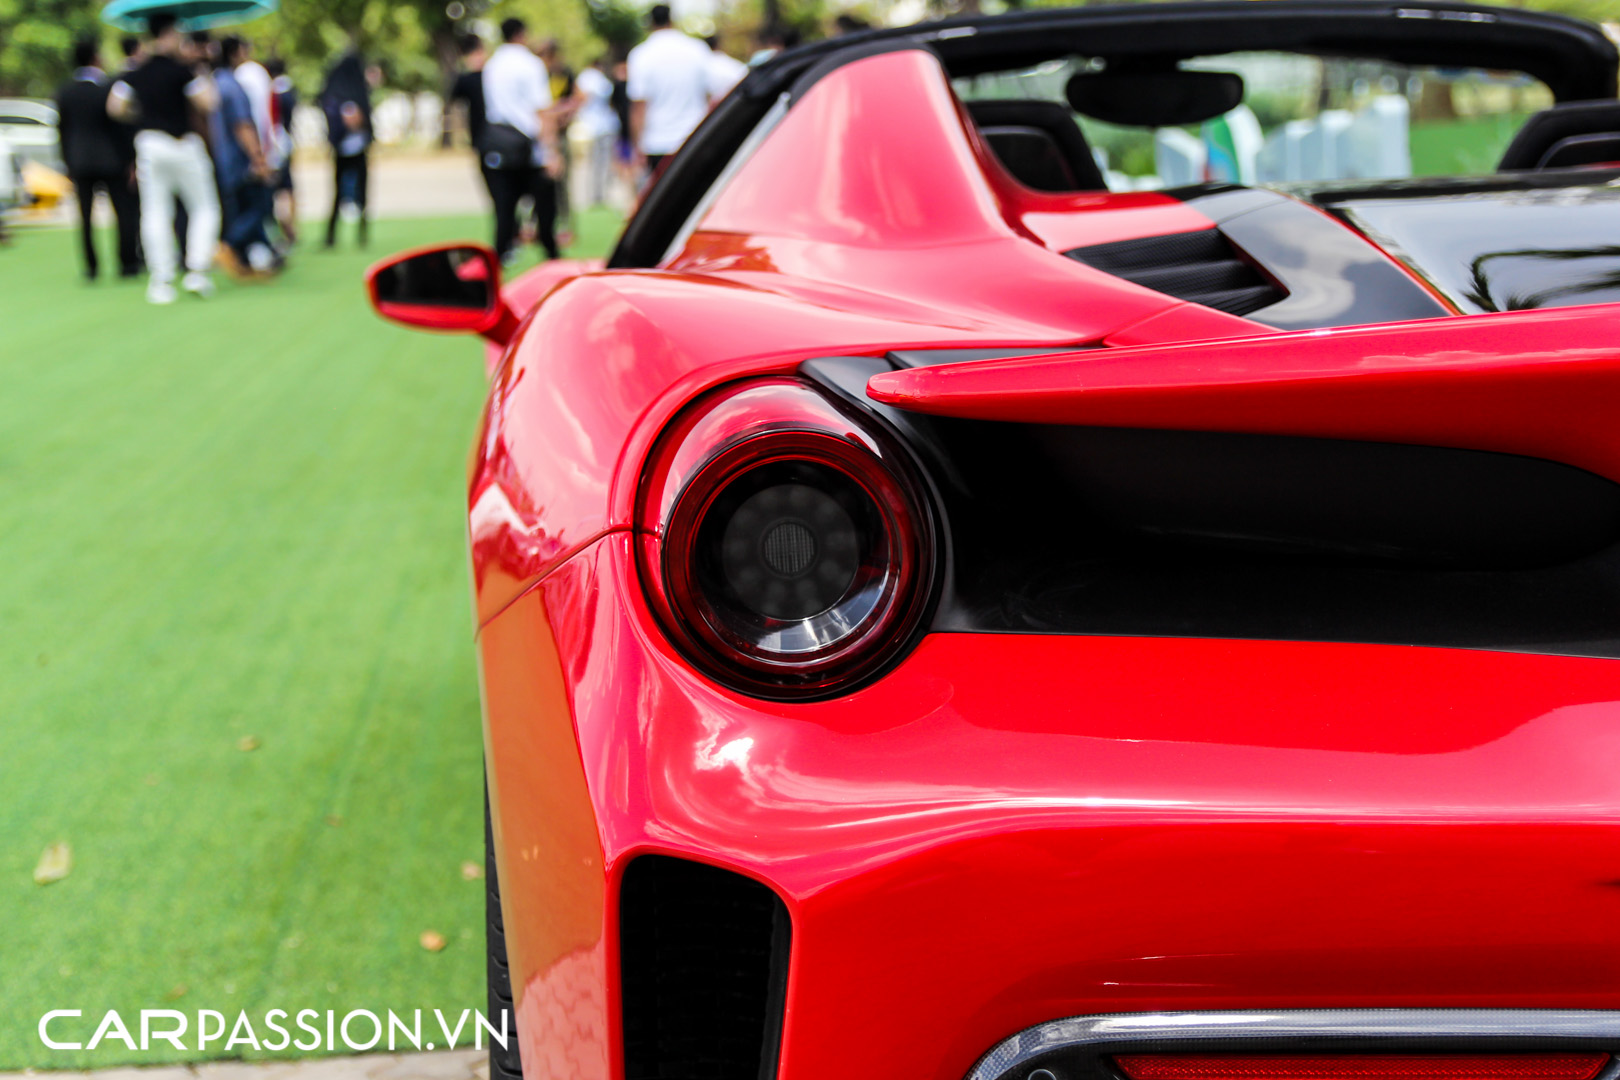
[
  {"left": 0, "top": 99, "right": 64, "bottom": 218},
  {"left": 0, "top": 99, "right": 63, "bottom": 174},
  {"left": 0, "top": 131, "right": 19, "bottom": 212}
]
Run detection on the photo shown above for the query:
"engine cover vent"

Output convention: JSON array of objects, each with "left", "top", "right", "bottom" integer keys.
[{"left": 1066, "top": 228, "right": 1284, "bottom": 317}]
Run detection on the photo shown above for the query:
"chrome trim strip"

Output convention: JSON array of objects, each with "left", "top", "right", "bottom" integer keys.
[{"left": 969, "top": 1010, "right": 1620, "bottom": 1080}]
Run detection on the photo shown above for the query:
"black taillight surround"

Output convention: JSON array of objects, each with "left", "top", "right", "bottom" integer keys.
[{"left": 636, "top": 378, "right": 936, "bottom": 700}]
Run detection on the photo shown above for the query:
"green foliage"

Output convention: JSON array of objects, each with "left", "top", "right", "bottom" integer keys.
[
  {"left": 583, "top": 0, "right": 643, "bottom": 53},
  {"left": 0, "top": 0, "right": 104, "bottom": 97},
  {"left": 494, "top": 0, "right": 600, "bottom": 67},
  {"left": 1078, "top": 116, "right": 1156, "bottom": 175},
  {"left": 243, "top": 0, "right": 464, "bottom": 96}
]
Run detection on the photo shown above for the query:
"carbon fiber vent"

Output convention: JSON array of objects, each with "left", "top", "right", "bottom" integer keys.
[
  {"left": 1066, "top": 228, "right": 1284, "bottom": 316},
  {"left": 620, "top": 855, "right": 790, "bottom": 1079}
]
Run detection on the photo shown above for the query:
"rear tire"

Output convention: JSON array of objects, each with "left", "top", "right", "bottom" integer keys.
[{"left": 486, "top": 790, "right": 523, "bottom": 1080}]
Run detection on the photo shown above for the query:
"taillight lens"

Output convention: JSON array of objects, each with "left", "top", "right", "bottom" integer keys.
[
  {"left": 1113, "top": 1056, "right": 1611, "bottom": 1080},
  {"left": 637, "top": 378, "right": 935, "bottom": 698}
]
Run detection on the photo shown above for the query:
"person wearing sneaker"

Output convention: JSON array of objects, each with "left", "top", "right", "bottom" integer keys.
[
  {"left": 109, "top": 12, "right": 219, "bottom": 303},
  {"left": 215, "top": 36, "right": 278, "bottom": 277}
]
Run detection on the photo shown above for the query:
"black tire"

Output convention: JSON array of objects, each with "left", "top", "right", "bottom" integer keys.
[{"left": 486, "top": 790, "right": 523, "bottom": 1080}]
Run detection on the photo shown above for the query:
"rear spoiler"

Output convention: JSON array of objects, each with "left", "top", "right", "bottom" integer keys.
[{"left": 866, "top": 303, "right": 1620, "bottom": 483}]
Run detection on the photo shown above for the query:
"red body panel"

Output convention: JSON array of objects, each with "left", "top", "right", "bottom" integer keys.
[
  {"left": 484, "top": 533, "right": 1620, "bottom": 1080},
  {"left": 470, "top": 51, "right": 1284, "bottom": 625},
  {"left": 460, "top": 36, "right": 1620, "bottom": 1080},
  {"left": 867, "top": 302, "right": 1620, "bottom": 482}
]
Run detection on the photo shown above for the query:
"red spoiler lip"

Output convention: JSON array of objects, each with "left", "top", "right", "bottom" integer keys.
[{"left": 866, "top": 302, "right": 1620, "bottom": 483}]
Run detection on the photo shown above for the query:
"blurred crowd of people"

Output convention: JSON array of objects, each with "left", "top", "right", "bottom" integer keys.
[
  {"left": 51, "top": 6, "right": 871, "bottom": 293},
  {"left": 56, "top": 14, "right": 377, "bottom": 304},
  {"left": 447, "top": 5, "right": 803, "bottom": 267}
]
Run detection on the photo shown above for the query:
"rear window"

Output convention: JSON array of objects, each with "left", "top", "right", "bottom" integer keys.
[{"left": 954, "top": 53, "right": 1554, "bottom": 189}]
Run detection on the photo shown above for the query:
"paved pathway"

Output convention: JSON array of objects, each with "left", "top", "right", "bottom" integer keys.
[
  {"left": 0, "top": 1050, "right": 486, "bottom": 1080},
  {"left": 46, "top": 151, "right": 491, "bottom": 231},
  {"left": 291, "top": 151, "right": 490, "bottom": 221}
]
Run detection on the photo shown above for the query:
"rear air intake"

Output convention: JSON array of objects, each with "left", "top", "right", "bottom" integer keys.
[
  {"left": 620, "top": 855, "right": 791, "bottom": 1080},
  {"left": 1065, "top": 228, "right": 1284, "bottom": 316}
]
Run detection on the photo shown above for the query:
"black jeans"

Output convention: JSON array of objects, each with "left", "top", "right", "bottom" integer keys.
[
  {"left": 327, "top": 153, "right": 369, "bottom": 246},
  {"left": 488, "top": 166, "right": 559, "bottom": 261},
  {"left": 72, "top": 173, "right": 140, "bottom": 278}
]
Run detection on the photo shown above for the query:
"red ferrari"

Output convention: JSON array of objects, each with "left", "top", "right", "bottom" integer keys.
[{"left": 368, "top": 3, "right": 1620, "bottom": 1077}]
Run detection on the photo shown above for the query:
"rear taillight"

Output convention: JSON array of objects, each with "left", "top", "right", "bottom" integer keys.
[
  {"left": 637, "top": 378, "right": 935, "bottom": 698},
  {"left": 1113, "top": 1056, "right": 1612, "bottom": 1080}
]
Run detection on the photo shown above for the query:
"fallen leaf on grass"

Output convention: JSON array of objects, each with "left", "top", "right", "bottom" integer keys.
[
  {"left": 164, "top": 985, "right": 187, "bottom": 1001},
  {"left": 237, "top": 735, "right": 261, "bottom": 752},
  {"left": 460, "top": 861, "right": 483, "bottom": 881},
  {"left": 33, "top": 842, "right": 72, "bottom": 885},
  {"left": 420, "top": 930, "right": 446, "bottom": 952}
]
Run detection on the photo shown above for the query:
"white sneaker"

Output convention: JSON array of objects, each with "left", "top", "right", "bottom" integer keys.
[
  {"left": 182, "top": 272, "right": 214, "bottom": 298},
  {"left": 147, "top": 281, "right": 177, "bottom": 305}
]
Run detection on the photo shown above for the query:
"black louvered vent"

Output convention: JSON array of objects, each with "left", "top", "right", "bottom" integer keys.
[
  {"left": 1066, "top": 228, "right": 1284, "bottom": 316},
  {"left": 621, "top": 855, "right": 791, "bottom": 1080}
]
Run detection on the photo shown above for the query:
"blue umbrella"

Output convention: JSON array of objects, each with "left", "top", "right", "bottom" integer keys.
[{"left": 101, "top": 0, "right": 277, "bottom": 32}]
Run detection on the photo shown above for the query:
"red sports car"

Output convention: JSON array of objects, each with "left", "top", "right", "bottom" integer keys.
[{"left": 368, "top": 4, "right": 1620, "bottom": 1077}]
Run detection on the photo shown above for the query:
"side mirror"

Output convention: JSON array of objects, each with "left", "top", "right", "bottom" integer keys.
[{"left": 365, "top": 244, "right": 518, "bottom": 346}]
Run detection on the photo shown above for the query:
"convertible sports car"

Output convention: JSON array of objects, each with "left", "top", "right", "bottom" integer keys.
[{"left": 368, "top": 3, "right": 1620, "bottom": 1077}]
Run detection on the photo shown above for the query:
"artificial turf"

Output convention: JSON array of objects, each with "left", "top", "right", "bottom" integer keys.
[{"left": 0, "top": 207, "right": 623, "bottom": 1070}]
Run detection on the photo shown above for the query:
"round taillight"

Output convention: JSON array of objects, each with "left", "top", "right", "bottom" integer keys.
[{"left": 637, "top": 379, "right": 936, "bottom": 698}]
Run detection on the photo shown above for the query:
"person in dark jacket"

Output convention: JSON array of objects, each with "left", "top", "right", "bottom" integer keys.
[
  {"left": 448, "top": 34, "right": 496, "bottom": 218},
  {"left": 319, "top": 50, "right": 374, "bottom": 248},
  {"left": 57, "top": 37, "right": 140, "bottom": 280}
]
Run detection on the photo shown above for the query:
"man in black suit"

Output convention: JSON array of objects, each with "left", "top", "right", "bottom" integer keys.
[{"left": 56, "top": 38, "right": 140, "bottom": 280}]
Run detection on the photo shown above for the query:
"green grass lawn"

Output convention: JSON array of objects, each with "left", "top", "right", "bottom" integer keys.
[
  {"left": 1410, "top": 113, "right": 1533, "bottom": 177},
  {"left": 0, "top": 207, "right": 622, "bottom": 1070}
]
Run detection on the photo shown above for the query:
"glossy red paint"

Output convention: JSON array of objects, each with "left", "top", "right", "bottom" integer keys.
[
  {"left": 869, "top": 301, "right": 1620, "bottom": 482},
  {"left": 678, "top": 50, "right": 1270, "bottom": 346},
  {"left": 483, "top": 531, "right": 1620, "bottom": 1080},
  {"left": 468, "top": 52, "right": 1284, "bottom": 624},
  {"left": 451, "top": 26, "right": 1620, "bottom": 1080},
  {"left": 364, "top": 243, "right": 519, "bottom": 343},
  {"left": 484, "top": 258, "right": 606, "bottom": 377}
]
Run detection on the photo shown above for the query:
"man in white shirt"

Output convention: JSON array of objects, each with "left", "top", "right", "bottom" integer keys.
[
  {"left": 574, "top": 56, "right": 619, "bottom": 208},
  {"left": 231, "top": 44, "right": 278, "bottom": 173},
  {"left": 705, "top": 36, "right": 748, "bottom": 102},
  {"left": 626, "top": 5, "right": 713, "bottom": 173},
  {"left": 481, "top": 17, "right": 564, "bottom": 262}
]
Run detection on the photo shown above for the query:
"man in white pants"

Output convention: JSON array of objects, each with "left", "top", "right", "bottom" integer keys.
[{"left": 109, "top": 13, "right": 219, "bottom": 305}]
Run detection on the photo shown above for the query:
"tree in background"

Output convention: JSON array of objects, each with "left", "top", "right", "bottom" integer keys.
[
  {"left": 242, "top": 0, "right": 465, "bottom": 95},
  {"left": 584, "top": 0, "right": 643, "bottom": 54},
  {"left": 3, "top": 0, "right": 1615, "bottom": 108},
  {"left": 0, "top": 0, "right": 104, "bottom": 97}
]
